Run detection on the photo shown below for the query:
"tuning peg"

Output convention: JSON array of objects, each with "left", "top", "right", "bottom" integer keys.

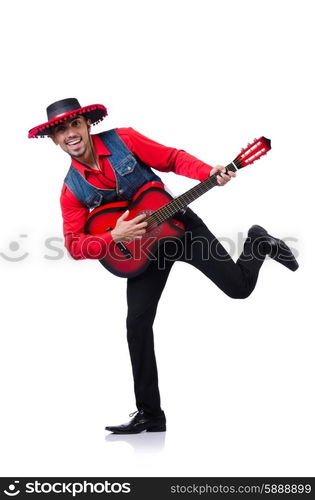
[
  {"left": 241, "top": 148, "right": 245, "bottom": 151},
  {"left": 253, "top": 138, "right": 257, "bottom": 141}
]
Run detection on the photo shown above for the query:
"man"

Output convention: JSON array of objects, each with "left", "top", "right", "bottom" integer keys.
[{"left": 29, "top": 98, "right": 298, "bottom": 434}]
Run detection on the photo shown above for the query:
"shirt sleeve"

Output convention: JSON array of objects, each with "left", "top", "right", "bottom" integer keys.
[
  {"left": 117, "top": 127, "right": 213, "bottom": 181},
  {"left": 60, "top": 184, "right": 113, "bottom": 260}
]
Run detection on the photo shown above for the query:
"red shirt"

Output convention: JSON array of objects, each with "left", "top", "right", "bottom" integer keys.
[{"left": 60, "top": 127, "right": 213, "bottom": 260}]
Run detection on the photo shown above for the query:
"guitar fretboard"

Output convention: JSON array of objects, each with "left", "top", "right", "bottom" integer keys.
[{"left": 145, "top": 162, "right": 239, "bottom": 229}]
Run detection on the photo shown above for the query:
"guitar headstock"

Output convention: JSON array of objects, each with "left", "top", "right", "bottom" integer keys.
[{"left": 234, "top": 137, "right": 271, "bottom": 169}]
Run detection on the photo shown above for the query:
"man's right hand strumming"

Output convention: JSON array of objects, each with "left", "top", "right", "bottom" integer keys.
[{"left": 111, "top": 210, "right": 148, "bottom": 243}]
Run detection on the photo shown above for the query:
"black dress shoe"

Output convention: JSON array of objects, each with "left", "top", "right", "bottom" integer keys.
[
  {"left": 248, "top": 225, "right": 299, "bottom": 271},
  {"left": 105, "top": 410, "right": 166, "bottom": 434}
]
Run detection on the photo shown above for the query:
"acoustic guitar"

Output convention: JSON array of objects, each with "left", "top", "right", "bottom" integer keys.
[{"left": 85, "top": 137, "right": 271, "bottom": 278}]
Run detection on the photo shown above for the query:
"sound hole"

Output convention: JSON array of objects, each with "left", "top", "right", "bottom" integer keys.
[{"left": 137, "top": 209, "right": 162, "bottom": 238}]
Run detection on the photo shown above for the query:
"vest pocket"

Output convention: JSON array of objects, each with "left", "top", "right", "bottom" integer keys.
[
  {"left": 114, "top": 155, "right": 137, "bottom": 176},
  {"left": 86, "top": 191, "right": 104, "bottom": 208}
]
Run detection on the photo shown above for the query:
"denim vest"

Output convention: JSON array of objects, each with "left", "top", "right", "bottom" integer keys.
[{"left": 64, "top": 129, "right": 162, "bottom": 209}]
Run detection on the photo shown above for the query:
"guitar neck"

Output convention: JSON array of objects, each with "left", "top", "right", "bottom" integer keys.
[
  {"left": 145, "top": 136, "right": 271, "bottom": 228},
  {"left": 146, "top": 162, "right": 238, "bottom": 228}
]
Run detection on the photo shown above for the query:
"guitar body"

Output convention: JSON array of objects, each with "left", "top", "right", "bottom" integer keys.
[{"left": 85, "top": 181, "right": 185, "bottom": 278}]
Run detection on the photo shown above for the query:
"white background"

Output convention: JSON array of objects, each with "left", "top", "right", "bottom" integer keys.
[{"left": 0, "top": 0, "right": 314, "bottom": 477}]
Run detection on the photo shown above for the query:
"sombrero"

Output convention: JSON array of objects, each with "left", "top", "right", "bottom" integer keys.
[{"left": 28, "top": 97, "right": 107, "bottom": 138}]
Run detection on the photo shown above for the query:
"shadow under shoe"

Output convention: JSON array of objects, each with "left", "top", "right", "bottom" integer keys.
[
  {"left": 105, "top": 410, "right": 166, "bottom": 434},
  {"left": 248, "top": 225, "right": 299, "bottom": 272}
]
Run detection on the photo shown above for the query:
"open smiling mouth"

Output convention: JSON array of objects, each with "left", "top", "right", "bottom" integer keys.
[{"left": 66, "top": 138, "right": 82, "bottom": 147}]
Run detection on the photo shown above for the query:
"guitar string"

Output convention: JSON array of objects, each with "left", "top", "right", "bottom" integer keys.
[
  {"left": 144, "top": 144, "right": 268, "bottom": 229},
  {"left": 146, "top": 171, "right": 228, "bottom": 227},
  {"left": 143, "top": 143, "right": 269, "bottom": 230},
  {"left": 145, "top": 163, "right": 237, "bottom": 229}
]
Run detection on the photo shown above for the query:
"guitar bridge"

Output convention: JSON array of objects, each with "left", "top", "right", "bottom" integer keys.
[
  {"left": 104, "top": 226, "right": 132, "bottom": 259},
  {"left": 116, "top": 242, "right": 133, "bottom": 259}
]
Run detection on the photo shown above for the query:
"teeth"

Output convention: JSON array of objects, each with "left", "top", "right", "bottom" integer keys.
[{"left": 67, "top": 139, "right": 80, "bottom": 145}]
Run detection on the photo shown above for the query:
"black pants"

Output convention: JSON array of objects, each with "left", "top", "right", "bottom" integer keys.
[{"left": 126, "top": 208, "right": 265, "bottom": 416}]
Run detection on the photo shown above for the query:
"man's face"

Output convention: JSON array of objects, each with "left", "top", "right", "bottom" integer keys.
[{"left": 51, "top": 116, "right": 91, "bottom": 158}]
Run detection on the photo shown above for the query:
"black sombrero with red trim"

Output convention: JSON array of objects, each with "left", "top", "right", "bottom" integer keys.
[{"left": 28, "top": 98, "right": 107, "bottom": 138}]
